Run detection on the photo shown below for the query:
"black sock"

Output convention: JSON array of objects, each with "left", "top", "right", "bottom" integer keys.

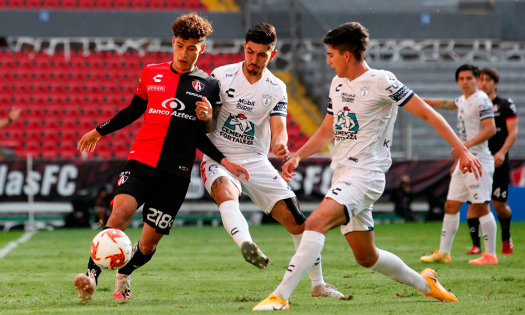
[
  {"left": 467, "top": 218, "right": 481, "bottom": 247},
  {"left": 498, "top": 215, "right": 512, "bottom": 241},
  {"left": 87, "top": 226, "right": 113, "bottom": 285},
  {"left": 118, "top": 242, "right": 156, "bottom": 276}
]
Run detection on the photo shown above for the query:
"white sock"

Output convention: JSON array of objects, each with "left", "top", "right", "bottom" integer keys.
[
  {"left": 291, "top": 234, "right": 326, "bottom": 288},
  {"left": 369, "top": 248, "right": 430, "bottom": 293},
  {"left": 273, "top": 231, "right": 325, "bottom": 300},
  {"left": 479, "top": 212, "right": 497, "bottom": 255},
  {"left": 218, "top": 200, "right": 252, "bottom": 248},
  {"left": 439, "top": 213, "right": 460, "bottom": 253}
]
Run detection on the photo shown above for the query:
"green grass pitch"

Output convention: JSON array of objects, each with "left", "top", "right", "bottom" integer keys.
[{"left": 1, "top": 222, "right": 524, "bottom": 314}]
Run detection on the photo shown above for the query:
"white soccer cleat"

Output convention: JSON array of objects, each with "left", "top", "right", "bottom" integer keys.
[
  {"left": 113, "top": 272, "right": 132, "bottom": 300},
  {"left": 74, "top": 271, "right": 97, "bottom": 303},
  {"left": 253, "top": 293, "right": 289, "bottom": 311},
  {"left": 311, "top": 284, "right": 344, "bottom": 298}
]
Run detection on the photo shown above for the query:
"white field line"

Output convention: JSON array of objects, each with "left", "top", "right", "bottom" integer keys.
[{"left": 0, "top": 231, "right": 37, "bottom": 259}]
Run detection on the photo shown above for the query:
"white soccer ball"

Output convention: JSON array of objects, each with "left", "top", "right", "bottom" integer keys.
[{"left": 90, "top": 228, "right": 132, "bottom": 270}]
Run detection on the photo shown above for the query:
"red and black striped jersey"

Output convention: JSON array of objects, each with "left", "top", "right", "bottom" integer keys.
[{"left": 98, "top": 62, "right": 222, "bottom": 178}]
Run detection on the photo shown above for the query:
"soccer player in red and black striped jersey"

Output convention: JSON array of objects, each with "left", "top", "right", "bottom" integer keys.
[
  {"left": 73, "top": 13, "right": 249, "bottom": 303},
  {"left": 466, "top": 67, "right": 518, "bottom": 256}
]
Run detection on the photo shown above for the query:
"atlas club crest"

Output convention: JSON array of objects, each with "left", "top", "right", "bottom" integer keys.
[{"left": 192, "top": 80, "right": 204, "bottom": 92}]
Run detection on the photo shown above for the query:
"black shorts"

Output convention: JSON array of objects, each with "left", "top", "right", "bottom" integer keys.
[
  {"left": 114, "top": 160, "right": 190, "bottom": 235},
  {"left": 492, "top": 162, "right": 510, "bottom": 202}
]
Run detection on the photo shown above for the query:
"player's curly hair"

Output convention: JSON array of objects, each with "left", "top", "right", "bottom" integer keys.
[
  {"left": 171, "top": 13, "right": 213, "bottom": 43},
  {"left": 322, "top": 22, "right": 369, "bottom": 61}
]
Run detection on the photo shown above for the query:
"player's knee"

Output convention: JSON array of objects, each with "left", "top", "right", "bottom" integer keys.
[
  {"left": 354, "top": 253, "right": 377, "bottom": 268},
  {"left": 106, "top": 209, "right": 131, "bottom": 230},
  {"left": 444, "top": 201, "right": 459, "bottom": 214},
  {"left": 492, "top": 202, "right": 507, "bottom": 215},
  {"left": 139, "top": 242, "right": 157, "bottom": 255}
]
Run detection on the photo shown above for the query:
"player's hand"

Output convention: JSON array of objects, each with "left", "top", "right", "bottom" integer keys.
[
  {"left": 77, "top": 129, "right": 102, "bottom": 153},
  {"left": 494, "top": 151, "right": 505, "bottom": 168},
  {"left": 272, "top": 143, "right": 290, "bottom": 161},
  {"left": 457, "top": 150, "right": 482, "bottom": 179},
  {"left": 196, "top": 97, "right": 212, "bottom": 121},
  {"left": 8, "top": 106, "right": 22, "bottom": 121},
  {"left": 221, "top": 158, "right": 250, "bottom": 181},
  {"left": 282, "top": 155, "right": 300, "bottom": 183}
]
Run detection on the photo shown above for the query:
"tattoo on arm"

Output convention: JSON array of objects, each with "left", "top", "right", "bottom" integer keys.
[
  {"left": 438, "top": 99, "right": 456, "bottom": 110},
  {"left": 271, "top": 137, "right": 277, "bottom": 150},
  {"left": 203, "top": 106, "right": 222, "bottom": 133}
]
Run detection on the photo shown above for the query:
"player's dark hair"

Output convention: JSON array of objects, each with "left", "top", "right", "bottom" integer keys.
[
  {"left": 480, "top": 67, "right": 500, "bottom": 83},
  {"left": 245, "top": 23, "right": 277, "bottom": 50},
  {"left": 322, "top": 22, "right": 369, "bottom": 61},
  {"left": 171, "top": 13, "right": 213, "bottom": 43},
  {"left": 455, "top": 64, "right": 480, "bottom": 82}
]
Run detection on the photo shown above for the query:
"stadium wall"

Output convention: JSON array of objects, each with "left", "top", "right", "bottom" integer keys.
[{"left": 0, "top": 9, "right": 521, "bottom": 40}]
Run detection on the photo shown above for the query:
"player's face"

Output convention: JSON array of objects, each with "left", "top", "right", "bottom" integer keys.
[
  {"left": 457, "top": 70, "right": 478, "bottom": 96},
  {"left": 326, "top": 45, "right": 348, "bottom": 77},
  {"left": 172, "top": 37, "right": 206, "bottom": 73},
  {"left": 243, "top": 41, "right": 277, "bottom": 76},
  {"left": 478, "top": 73, "right": 498, "bottom": 96}
]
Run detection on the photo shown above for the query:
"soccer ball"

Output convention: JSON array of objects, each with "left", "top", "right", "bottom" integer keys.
[{"left": 90, "top": 229, "right": 132, "bottom": 270}]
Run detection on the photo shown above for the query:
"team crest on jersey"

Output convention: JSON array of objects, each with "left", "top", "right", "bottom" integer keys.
[
  {"left": 117, "top": 174, "right": 128, "bottom": 186},
  {"left": 262, "top": 93, "right": 272, "bottom": 107},
  {"left": 224, "top": 114, "right": 255, "bottom": 136},
  {"left": 360, "top": 85, "right": 370, "bottom": 99},
  {"left": 192, "top": 80, "right": 204, "bottom": 92}
]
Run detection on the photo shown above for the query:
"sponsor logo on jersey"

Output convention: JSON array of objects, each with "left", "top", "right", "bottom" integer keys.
[
  {"left": 389, "top": 85, "right": 410, "bottom": 103},
  {"left": 335, "top": 84, "right": 342, "bottom": 92},
  {"left": 153, "top": 74, "right": 163, "bottom": 82},
  {"left": 208, "top": 164, "right": 218, "bottom": 176},
  {"left": 226, "top": 73, "right": 235, "bottom": 77},
  {"left": 266, "top": 78, "right": 279, "bottom": 86},
  {"left": 192, "top": 80, "right": 204, "bottom": 92},
  {"left": 148, "top": 98, "right": 196, "bottom": 120},
  {"left": 186, "top": 91, "right": 204, "bottom": 98},
  {"left": 221, "top": 114, "right": 255, "bottom": 145},
  {"left": 273, "top": 102, "right": 287, "bottom": 113},
  {"left": 162, "top": 98, "right": 185, "bottom": 110},
  {"left": 341, "top": 92, "right": 355, "bottom": 103},
  {"left": 334, "top": 106, "right": 359, "bottom": 141},
  {"left": 262, "top": 93, "right": 273, "bottom": 107},
  {"left": 147, "top": 85, "right": 165, "bottom": 92},
  {"left": 360, "top": 85, "right": 371, "bottom": 99},
  {"left": 236, "top": 98, "right": 255, "bottom": 112}
]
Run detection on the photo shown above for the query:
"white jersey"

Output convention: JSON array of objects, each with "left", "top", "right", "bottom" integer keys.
[
  {"left": 453, "top": 90, "right": 494, "bottom": 161},
  {"left": 206, "top": 62, "right": 288, "bottom": 163},
  {"left": 327, "top": 69, "right": 414, "bottom": 173}
]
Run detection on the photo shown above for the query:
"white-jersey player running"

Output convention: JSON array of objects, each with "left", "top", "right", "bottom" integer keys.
[
  {"left": 254, "top": 22, "right": 483, "bottom": 311},
  {"left": 421, "top": 64, "right": 497, "bottom": 265},
  {"left": 198, "top": 23, "right": 343, "bottom": 298}
]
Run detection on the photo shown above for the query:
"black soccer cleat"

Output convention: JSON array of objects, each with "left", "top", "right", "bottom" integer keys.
[{"left": 241, "top": 241, "right": 270, "bottom": 270}]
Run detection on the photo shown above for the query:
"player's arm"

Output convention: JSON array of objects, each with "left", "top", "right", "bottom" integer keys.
[
  {"left": 281, "top": 114, "right": 334, "bottom": 182},
  {"left": 463, "top": 118, "right": 496, "bottom": 150},
  {"left": 494, "top": 118, "right": 518, "bottom": 167},
  {"left": 196, "top": 130, "right": 250, "bottom": 180},
  {"left": 78, "top": 95, "right": 147, "bottom": 152},
  {"left": 402, "top": 94, "right": 482, "bottom": 178},
  {"left": 270, "top": 115, "right": 290, "bottom": 161},
  {"left": 422, "top": 98, "right": 457, "bottom": 110},
  {"left": 0, "top": 106, "right": 21, "bottom": 129},
  {"left": 196, "top": 97, "right": 221, "bottom": 133}
]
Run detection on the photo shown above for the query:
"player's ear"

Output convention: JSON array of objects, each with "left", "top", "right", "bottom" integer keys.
[
  {"left": 269, "top": 50, "right": 277, "bottom": 61},
  {"left": 172, "top": 36, "right": 176, "bottom": 47},
  {"left": 344, "top": 50, "right": 352, "bottom": 63},
  {"left": 200, "top": 43, "right": 206, "bottom": 55}
]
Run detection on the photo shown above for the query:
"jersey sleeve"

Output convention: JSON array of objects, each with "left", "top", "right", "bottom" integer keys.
[
  {"left": 327, "top": 97, "right": 334, "bottom": 115},
  {"left": 377, "top": 71, "right": 414, "bottom": 107},
  {"left": 503, "top": 98, "right": 518, "bottom": 121},
  {"left": 270, "top": 89, "right": 287, "bottom": 117},
  {"left": 209, "top": 68, "right": 222, "bottom": 108},
  {"left": 478, "top": 96, "right": 495, "bottom": 121},
  {"left": 135, "top": 67, "right": 148, "bottom": 100}
]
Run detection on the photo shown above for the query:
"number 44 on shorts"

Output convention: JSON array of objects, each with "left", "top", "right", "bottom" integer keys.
[
  {"left": 146, "top": 208, "right": 174, "bottom": 229},
  {"left": 493, "top": 187, "right": 507, "bottom": 199}
]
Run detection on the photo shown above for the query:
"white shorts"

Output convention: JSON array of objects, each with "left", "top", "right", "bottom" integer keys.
[
  {"left": 446, "top": 159, "right": 494, "bottom": 204},
  {"left": 200, "top": 157, "right": 296, "bottom": 214},
  {"left": 324, "top": 166, "right": 385, "bottom": 235}
]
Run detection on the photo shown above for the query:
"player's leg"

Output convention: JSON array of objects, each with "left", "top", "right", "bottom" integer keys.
[
  {"left": 468, "top": 202, "right": 498, "bottom": 265},
  {"left": 492, "top": 163, "right": 513, "bottom": 254},
  {"left": 113, "top": 172, "right": 189, "bottom": 299},
  {"left": 421, "top": 169, "right": 468, "bottom": 263},
  {"left": 253, "top": 198, "right": 347, "bottom": 310},
  {"left": 345, "top": 229, "right": 456, "bottom": 302},
  {"left": 466, "top": 204, "right": 482, "bottom": 254}
]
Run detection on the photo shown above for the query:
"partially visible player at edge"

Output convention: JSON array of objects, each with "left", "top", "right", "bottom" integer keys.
[
  {"left": 253, "top": 22, "right": 482, "bottom": 311},
  {"left": 465, "top": 67, "right": 518, "bottom": 255},
  {"left": 199, "top": 23, "right": 343, "bottom": 298},
  {"left": 421, "top": 64, "right": 498, "bottom": 265},
  {"left": 73, "top": 13, "right": 249, "bottom": 303}
]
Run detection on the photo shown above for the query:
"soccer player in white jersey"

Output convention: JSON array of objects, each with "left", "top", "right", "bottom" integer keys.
[
  {"left": 253, "top": 22, "right": 483, "bottom": 311},
  {"left": 199, "top": 23, "right": 343, "bottom": 298},
  {"left": 420, "top": 64, "right": 497, "bottom": 265}
]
